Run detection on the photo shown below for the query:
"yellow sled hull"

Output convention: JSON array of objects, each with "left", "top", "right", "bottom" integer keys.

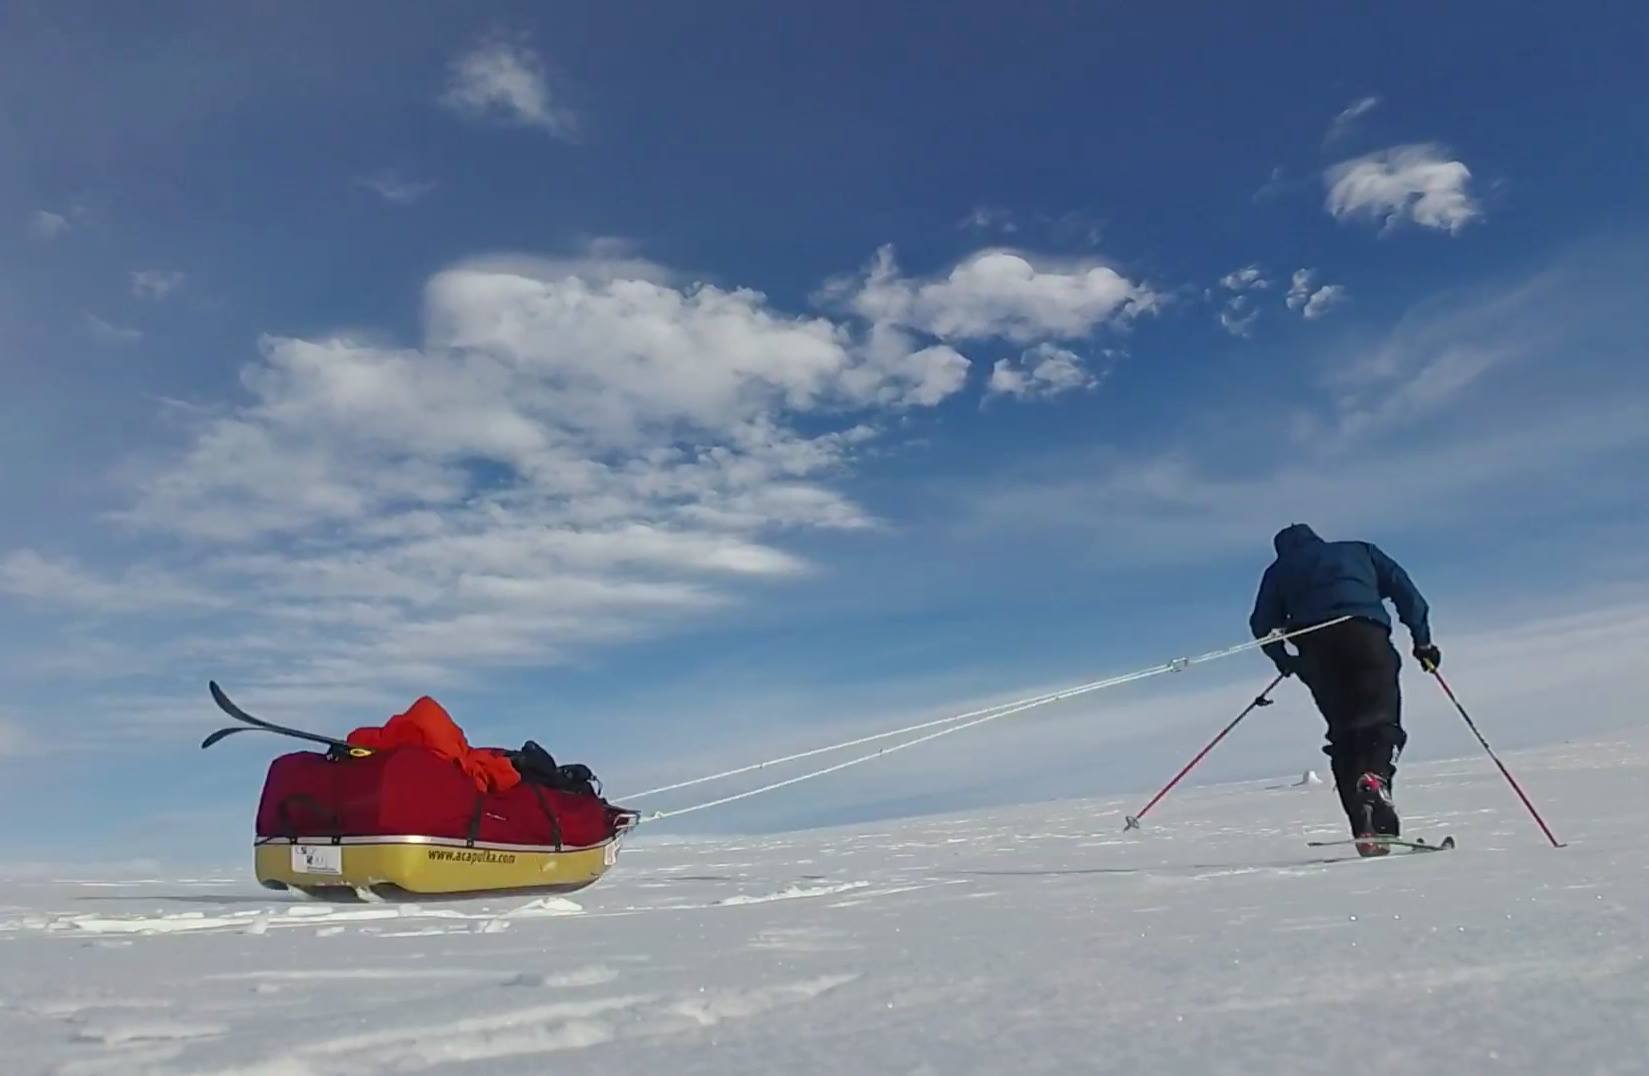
[{"left": 255, "top": 835, "right": 621, "bottom": 898}]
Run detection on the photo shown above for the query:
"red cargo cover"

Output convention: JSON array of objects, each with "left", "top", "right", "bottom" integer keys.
[{"left": 255, "top": 748, "right": 617, "bottom": 848}]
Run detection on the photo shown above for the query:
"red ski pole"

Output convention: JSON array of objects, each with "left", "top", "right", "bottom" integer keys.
[
  {"left": 1428, "top": 668, "right": 1566, "bottom": 848},
  {"left": 1124, "top": 674, "right": 1286, "bottom": 831}
]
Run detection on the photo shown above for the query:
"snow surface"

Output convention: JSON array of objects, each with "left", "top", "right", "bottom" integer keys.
[{"left": 3, "top": 732, "right": 1647, "bottom": 1075}]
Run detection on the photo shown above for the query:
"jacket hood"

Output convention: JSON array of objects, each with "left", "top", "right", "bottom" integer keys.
[{"left": 1273, "top": 523, "right": 1323, "bottom": 556}]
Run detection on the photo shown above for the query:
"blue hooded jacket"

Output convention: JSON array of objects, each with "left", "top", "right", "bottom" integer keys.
[{"left": 1250, "top": 525, "right": 1431, "bottom": 660}]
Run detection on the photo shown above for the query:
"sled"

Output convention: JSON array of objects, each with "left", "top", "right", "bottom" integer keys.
[{"left": 252, "top": 744, "right": 638, "bottom": 899}]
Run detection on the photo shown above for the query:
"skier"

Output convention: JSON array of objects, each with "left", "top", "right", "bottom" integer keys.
[{"left": 1249, "top": 524, "right": 1441, "bottom": 855}]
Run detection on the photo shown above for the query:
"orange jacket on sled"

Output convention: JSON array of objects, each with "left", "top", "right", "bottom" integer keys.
[{"left": 346, "top": 696, "right": 521, "bottom": 794}]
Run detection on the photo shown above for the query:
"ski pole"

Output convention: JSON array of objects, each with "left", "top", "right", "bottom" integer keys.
[
  {"left": 1427, "top": 668, "right": 1565, "bottom": 848},
  {"left": 1124, "top": 673, "right": 1285, "bottom": 831}
]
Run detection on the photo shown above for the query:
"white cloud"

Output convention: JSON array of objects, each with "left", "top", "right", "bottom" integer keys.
[
  {"left": 419, "top": 261, "right": 962, "bottom": 438},
  {"left": 17, "top": 240, "right": 1157, "bottom": 709},
  {"left": 1325, "top": 143, "right": 1481, "bottom": 234},
  {"left": 987, "top": 344, "right": 1099, "bottom": 400},
  {"left": 1302, "top": 284, "right": 1347, "bottom": 320},
  {"left": 441, "top": 37, "right": 573, "bottom": 136},
  {"left": 1220, "top": 266, "right": 1268, "bottom": 292},
  {"left": 131, "top": 269, "right": 185, "bottom": 300},
  {"left": 1285, "top": 269, "right": 1346, "bottom": 320},
  {"left": 836, "top": 245, "right": 1157, "bottom": 346},
  {"left": 27, "top": 210, "right": 69, "bottom": 240},
  {"left": 27, "top": 250, "right": 985, "bottom": 694},
  {"left": 1219, "top": 267, "right": 1270, "bottom": 334},
  {"left": 1286, "top": 269, "right": 1317, "bottom": 310},
  {"left": 358, "top": 172, "right": 437, "bottom": 206},
  {"left": 1218, "top": 295, "right": 1259, "bottom": 338},
  {"left": 1326, "top": 95, "right": 1381, "bottom": 142},
  {"left": 84, "top": 313, "right": 143, "bottom": 344},
  {"left": 847, "top": 325, "right": 970, "bottom": 407}
]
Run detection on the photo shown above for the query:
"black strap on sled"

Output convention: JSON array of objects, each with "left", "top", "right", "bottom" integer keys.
[
  {"left": 465, "top": 791, "right": 487, "bottom": 848},
  {"left": 527, "top": 784, "right": 565, "bottom": 851}
]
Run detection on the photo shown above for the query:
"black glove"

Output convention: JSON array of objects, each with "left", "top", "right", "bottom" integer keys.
[
  {"left": 1413, "top": 643, "right": 1441, "bottom": 672},
  {"left": 1271, "top": 652, "right": 1298, "bottom": 679}
]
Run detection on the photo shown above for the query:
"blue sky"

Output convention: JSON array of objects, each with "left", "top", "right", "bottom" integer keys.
[{"left": 3, "top": 3, "right": 1647, "bottom": 860}]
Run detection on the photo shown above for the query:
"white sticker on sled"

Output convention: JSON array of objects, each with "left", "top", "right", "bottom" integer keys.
[
  {"left": 292, "top": 844, "right": 343, "bottom": 876},
  {"left": 604, "top": 842, "right": 618, "bottom": 867}
]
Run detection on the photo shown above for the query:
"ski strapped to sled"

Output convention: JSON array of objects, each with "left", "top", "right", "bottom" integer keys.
[
  {"left": 1305, "top": 834, "right": 1456, "bottom": 853},
  {"left": 201, "top": 681, "right": 373, "bottom": 758}
]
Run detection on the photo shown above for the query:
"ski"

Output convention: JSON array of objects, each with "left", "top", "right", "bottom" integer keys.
[
  {"left": 202, "top": 681, "right": 373, "bottom": 757},
  {"left": 1306, "top": 835, "right": 1455, "bottom": 852},
  {"left": 201, "top": 724, "right": 263, "bottom": 749}
]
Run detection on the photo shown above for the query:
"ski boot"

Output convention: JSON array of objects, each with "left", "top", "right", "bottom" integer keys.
[{"left": 1353, "top": 772, "right": 1399, "bottom": 857}]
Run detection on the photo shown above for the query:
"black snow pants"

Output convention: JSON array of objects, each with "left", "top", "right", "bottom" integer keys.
[{"left": 1291, "top": 618, "right": 1408, "bottom": 828}]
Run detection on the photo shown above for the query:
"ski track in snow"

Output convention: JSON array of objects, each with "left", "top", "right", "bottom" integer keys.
[
  {"left": 4, "top": 734, "right": 1649, "bottom": 1074},
  {"left": 713, "top": 880, "right": 871, "bottom": 906}
]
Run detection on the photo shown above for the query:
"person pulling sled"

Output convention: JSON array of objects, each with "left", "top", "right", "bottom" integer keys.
[{"left": 1250, "top": 524, "right": 1441, "bottom": 856}]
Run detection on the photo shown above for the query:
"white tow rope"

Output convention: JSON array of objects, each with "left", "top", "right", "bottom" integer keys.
[{"left": 621, "top": 617, "right": 1349, "bottom": 823}]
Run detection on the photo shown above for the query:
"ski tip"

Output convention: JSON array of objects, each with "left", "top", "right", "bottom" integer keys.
[
  {"left": 200, "top": 725, "right": 243, "bottom": 750},
  {"left": 208, "top": 680, "right": 244, "bottom": 718}
]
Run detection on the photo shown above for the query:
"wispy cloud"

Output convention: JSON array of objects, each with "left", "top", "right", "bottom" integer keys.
[
  {"left": 966, "top": 399, "right": 1649, "bottom": 568},
  {"left": 959, "top": 206, "right": 1018, "bottom": 234},
  {"left": 1308, "top": 268, "right": 1566, "bottom": 444},
  {"left": 0, "top": 550, "right": 224, "bottom": 612},
  {"left": 1325, "top": 143, "right": 1481, "bottom": 234},
  {"left": 441, "top": 36, "right": 574, "bottom": 137},
  {"left": 961, "top": 241, "right": 1649, "bottom": 563},
  {"left": 958, "top": 208, "right": 1105, "bottom": 246},
  {"left": 84, "top": 313, "right": 143, "bottom": 344},
  {"left": 131, "top": 269, "right": 185, "bottom": 300},
  {"left": 1325, "top": 94, "right": 1381, "bottom": 143},
  {"left": 1253, "top": 166, "right": 1296, "bottom": 203},
  {"left": 358, "top": 172, "right": 437, "bottom": 206},
  {"left": 27, "top": 210, "right": 69, "bottom": 240},
  {"left": 0, "top": 714, "right": 29, "bottom": 758},
  {"left": 987, "top": 344, "right": 1102, "bottom": 401}
]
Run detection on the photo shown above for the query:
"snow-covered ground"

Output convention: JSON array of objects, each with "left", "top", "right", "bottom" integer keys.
[{"left": 4, "top": 731, "right": 1647, "bottom": 1075}]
